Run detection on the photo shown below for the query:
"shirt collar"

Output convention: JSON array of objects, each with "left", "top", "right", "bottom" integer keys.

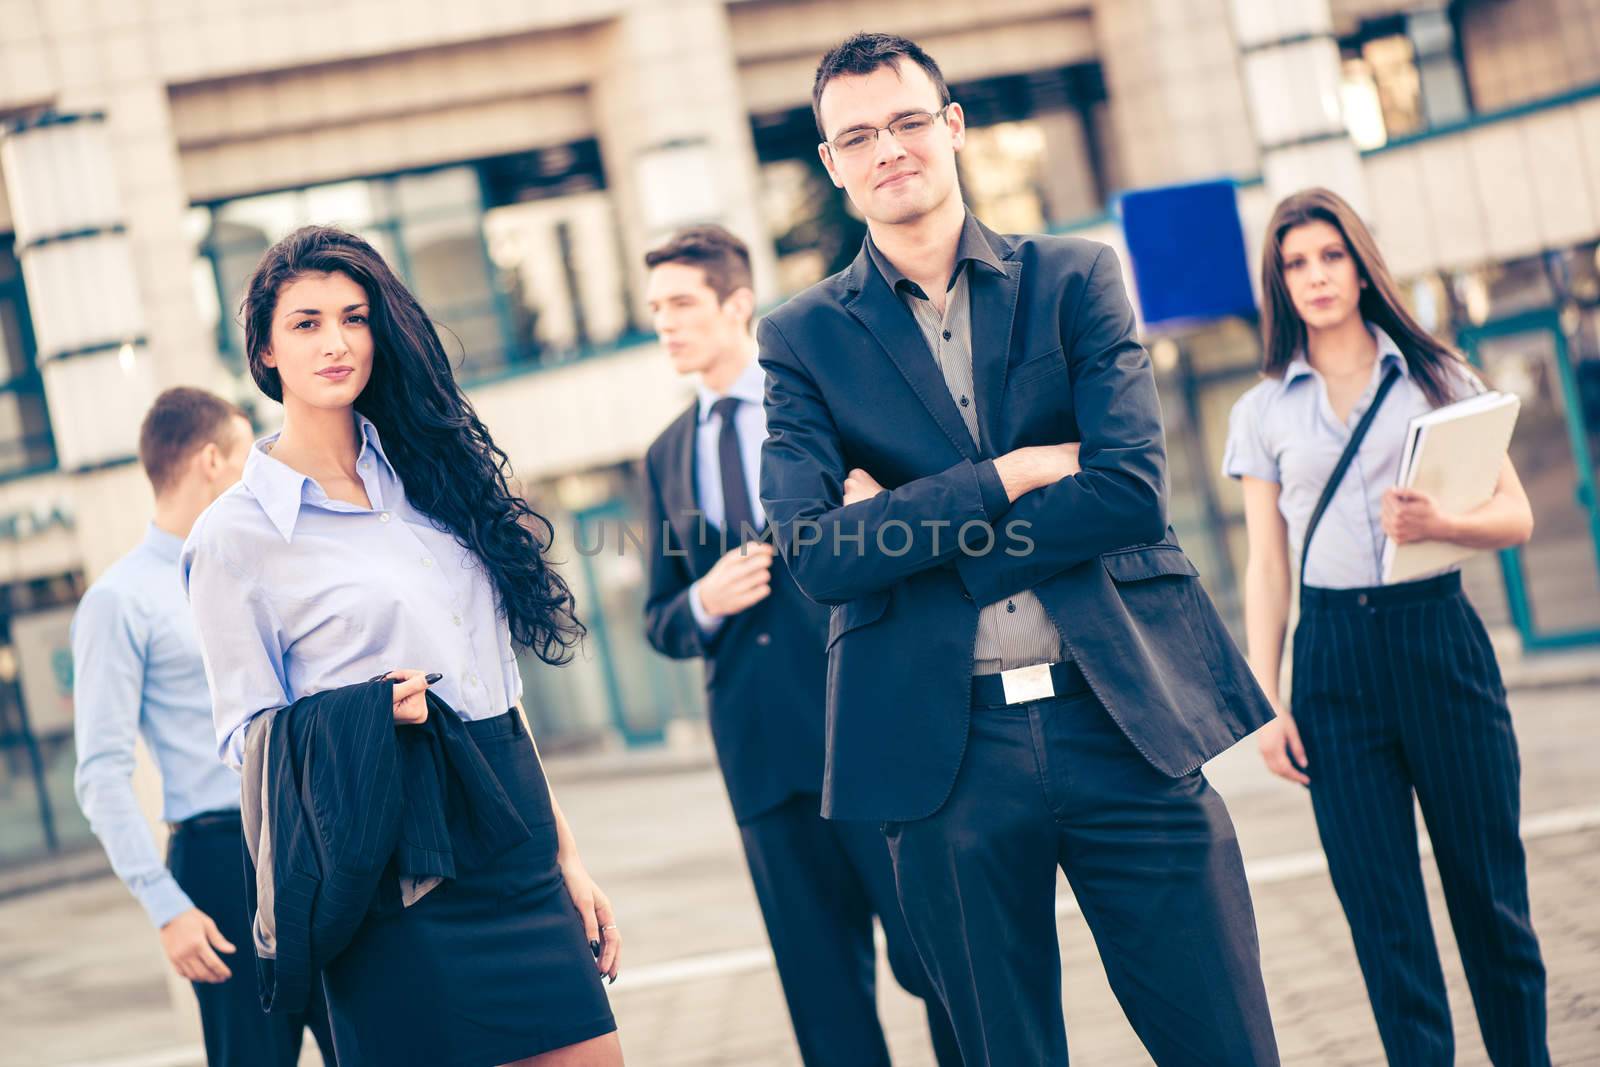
[
  {"left": 1284, "top": 322, "right": 1409, "bottom": 385},
  {"left": 241, "top": 414, "right": 396, "bottom": 542},
  {"left": 696, "top": 356, "right": 766, "bottom": 424},
  {"left": 865, "top": 211, "right": 1006, "bottom": 300},
  {"left": 142, "top": 523, "right": 183, "bottom": 563}
]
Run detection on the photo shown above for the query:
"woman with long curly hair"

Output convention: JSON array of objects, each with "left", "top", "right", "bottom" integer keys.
[
  {"left": 183, "top": 225, "right": 622, "bottom": 1066},
  {"left": 1225, "top": 188, "right": 1547, "bottom": 1066}
]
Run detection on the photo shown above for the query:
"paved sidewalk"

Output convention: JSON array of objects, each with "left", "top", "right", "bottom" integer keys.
[{"left": 3, "top": 686, "right": 1597, "bottom": 1066}]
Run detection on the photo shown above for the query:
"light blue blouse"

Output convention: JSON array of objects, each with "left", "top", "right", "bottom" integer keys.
[
  {"left": 182, "top": 416, "right": 523, "bottom": 767},
  {"left": 1222, "top": 323, "right": 1481, "bottom": 589}
]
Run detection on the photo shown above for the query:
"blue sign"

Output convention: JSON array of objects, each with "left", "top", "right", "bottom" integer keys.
[{"left": 1119, "top": 180, "right": 1256, "bottom": 329}]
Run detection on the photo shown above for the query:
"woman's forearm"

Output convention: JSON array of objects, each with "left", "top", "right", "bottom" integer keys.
[
  {"left": 517, "top": 702, "right": 585, "bottom": 866},
  {"left": 1439, "top": 489, "right": 1533, "bottom": 550},
  {"left": 1243, "top": 555, "right": 1291, "bottom": 706}
]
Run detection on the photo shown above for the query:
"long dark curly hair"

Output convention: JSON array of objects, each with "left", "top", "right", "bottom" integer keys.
[{"left": 241, "top": 225, "right": 584, "bottom": 663}]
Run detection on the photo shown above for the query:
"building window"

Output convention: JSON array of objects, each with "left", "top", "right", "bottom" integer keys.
[
  {"left": 0, "top": 239, "right": 54, "bottom": 478},
  {"left": 752, "top": 64, "right": 1111, "bottom": 297},
  {"left": 1340, "top": 10, "right": 1471, "bottom": 150},
  {"left": 194, "top": 142, "right": 637, "bottom": 383},
  {"left": 520, "top": 464, "right": 704, "bottom": 751}
]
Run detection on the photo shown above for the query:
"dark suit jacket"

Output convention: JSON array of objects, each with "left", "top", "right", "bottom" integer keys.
[
  {"left": 643, "top": 402, "right": 829, "bottom": 825},
  {"left": 757, "top": 218, "right": 1275, "bottom": 823},
  {"left": 240, "top": 680, "right": 529, "bottom": 1013}
]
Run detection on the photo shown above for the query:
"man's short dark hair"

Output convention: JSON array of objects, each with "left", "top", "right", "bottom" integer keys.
[
  {"left": 643, "top": 225, "right": 753, "bottom": 303},
  {"left": 812, "top": 33, "right": 952, "bottom": 141},
  {"left": 138, "top": 387, "right": 248, "bottom": 495}
]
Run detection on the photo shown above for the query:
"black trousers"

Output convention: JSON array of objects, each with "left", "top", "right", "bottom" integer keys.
[
  {"left": 740, "top": 792, "right": 962, "bottom": 1067},
  {"left": 1293, "top": 572, "right": 1549, "bottom": 1066},
  {"left": 168, "top": 812, "right": 336, "bottom": 1067},
  {"left": 883, "top": 689, "right": 1278, "bottom": 1067}
]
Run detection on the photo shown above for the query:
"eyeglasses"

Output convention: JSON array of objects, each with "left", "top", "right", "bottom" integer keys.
[{"left": 824, "top": 106, "right": 950, "bottom": 157}]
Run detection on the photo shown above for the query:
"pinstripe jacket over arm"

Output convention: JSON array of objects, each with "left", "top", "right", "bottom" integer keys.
[{"left": 240, "top": 678, "right": 530, "bottom": 1014}]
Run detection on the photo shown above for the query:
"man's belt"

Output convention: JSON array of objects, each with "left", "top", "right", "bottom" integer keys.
[
  {"left": 169, "top": 808, "right": 243, "bottom": 836},
  {"left": 971, "top": 661, "right": 1089, "bottom": 707}
]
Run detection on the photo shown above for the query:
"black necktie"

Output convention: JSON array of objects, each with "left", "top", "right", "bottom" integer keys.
[{"left": 711, "top": 397, "right": 756, "bottom": 542}]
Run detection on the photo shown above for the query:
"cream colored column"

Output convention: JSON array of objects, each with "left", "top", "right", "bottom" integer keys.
[
  {"left": 1228, "top": 0, "right": 1368, "bottom": 212},
  {"left": 1091, "top": 0, "right": 1260, "bottom": 189},
  {"left": 591, "top": 0, "right": 779, "bottom": 314},
  {"left": 37, "top": 5, "right": 229, "bottom": 400}
]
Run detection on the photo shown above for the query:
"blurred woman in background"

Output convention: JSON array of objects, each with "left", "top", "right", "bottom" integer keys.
[{"left": 1224, "top": 187, "right": 1547, "bottom": 1067}]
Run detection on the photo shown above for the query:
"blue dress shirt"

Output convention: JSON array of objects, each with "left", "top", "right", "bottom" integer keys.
[
  {"left": 1223, "top": 323, "right": 1483, "bottom": 588},
  {"left": 689, "top": 357, "right": 769, "bottom": 635},
  {"left": 181, "top": 415, "right": 524, "bottom": 768},
  {"left": 72, "top": 524, "right": 241, "bottom": 928}
]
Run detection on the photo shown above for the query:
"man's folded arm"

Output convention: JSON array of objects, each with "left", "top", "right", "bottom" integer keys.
[
  {"left": 758, "top": 316, "right": 1010, "bottom": 606},
  {"left": 954, "top": 246, "right": 1168, "bottom": 607}
]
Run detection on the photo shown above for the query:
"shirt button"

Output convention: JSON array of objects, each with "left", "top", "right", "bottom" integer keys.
[
  {"left": 360, "top": 461, "right": 371, "bottom": 471},
  {"left": 452, "top": 613, "right": 462, "bottom": 626},
  {"left": 755, "top": 633, "right": 771, "bottom": 647},
  {"left": 1006, "top": 600, "right": 1017, "bottom": 613},
  {"left": 421, "top": 558, "right": 433, "bottom": 568},
  {"left": 1357, "top": 593, "right": 1369, "bottom": 607},
  {"left": 378, "top": 512, "right": 391, "bottom": 523},
  {"left": 942, "top": 329, "right": 952, "bottom": 341},
  {"left": 959, "top": 395, "right": 970, "bottom": 408}
]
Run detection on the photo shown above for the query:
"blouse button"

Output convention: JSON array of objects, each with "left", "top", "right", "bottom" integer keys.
[
  {"left": 421, "top": 557, "right": 433, "bottom": 568},
  {"left": 451, "top": 613, "right": 462, "bottom": 626},
  {"left": 378, "top": 512, "right": 391, "bottom": 523}
]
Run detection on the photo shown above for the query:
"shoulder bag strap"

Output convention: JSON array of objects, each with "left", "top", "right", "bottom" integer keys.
[{"left": 1299, "top": 365, "right": 1403, "bottom": 595}]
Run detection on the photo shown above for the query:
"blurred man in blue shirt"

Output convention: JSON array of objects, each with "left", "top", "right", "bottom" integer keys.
[{"left": 72, "top": 387, "right": 333, "bottom": 1066}]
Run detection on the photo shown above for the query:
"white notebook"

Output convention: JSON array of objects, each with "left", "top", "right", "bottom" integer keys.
[{"left": 1380, "top": 391, "right": 1521, "bottom": 584}]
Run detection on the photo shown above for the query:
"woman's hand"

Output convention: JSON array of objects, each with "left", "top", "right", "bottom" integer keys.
[
  {"left": 383, "top": 669, "right": 434, "bottom": 724},
  {"left": 1257, "top": 706, "right": 1310, "bottom": 786},
  {"left": 561, "top": 854, "right": 621, "bottom": 984},
  {"left": 1381, "top": 487, "right": 1450, "bottom": 545}
]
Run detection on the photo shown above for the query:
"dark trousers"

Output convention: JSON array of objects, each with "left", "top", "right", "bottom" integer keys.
[
  {"left": 883, "top": 689, "right": 1278, "bottom": 1067},
  {"left": 1293, "top": 573, "right": 1549, "bottom": 1066},
  {"left": 168, "top": 813, "right": 336, "bottom": 1067},
  {"left": 740, "top": 792, "right": 962, "bottom": 1067}
]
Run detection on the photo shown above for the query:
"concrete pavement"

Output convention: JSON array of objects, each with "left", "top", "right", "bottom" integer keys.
[{"left": 4, "top": 684, "right": 1597, "bottom": 1066}]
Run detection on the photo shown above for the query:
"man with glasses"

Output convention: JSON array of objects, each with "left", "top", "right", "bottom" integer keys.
[{"left": 758, "top": 32, "right": 1281, "bottom": 1065}]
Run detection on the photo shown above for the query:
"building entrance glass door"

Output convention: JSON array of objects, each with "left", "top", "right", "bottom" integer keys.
[{"left": 1459, "top": 309, "right": 1600, "bottom": 649}]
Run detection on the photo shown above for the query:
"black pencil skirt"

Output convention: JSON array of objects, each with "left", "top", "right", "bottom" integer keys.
[{"left": 319, "top": 710, "right": 616, "bottom": 1067}]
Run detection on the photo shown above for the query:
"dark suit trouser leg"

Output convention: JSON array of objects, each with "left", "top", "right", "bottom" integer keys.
[
  {"left": 169, "top": 824, "right": 337, "bottom": 1066},
  {"left": 739, "top": 793, "right": 892, "bottom": 1067},
  {"left": 1406, "top": 599, "right": 1547, "bottom": 1067},
  {"left": 1298, "top": 593, "right": 1549, "bottom": 1067},
  {"left": 884, "top": 694, "right": 1277, "bottom": 1067},
  {"left": 830, "top": 817, "right": 965, "bottom": 1067}
]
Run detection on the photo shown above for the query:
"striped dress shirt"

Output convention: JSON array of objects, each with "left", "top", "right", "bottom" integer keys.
[{"left": 868, "top": 226, "right": 1064, "bottom": 674}]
